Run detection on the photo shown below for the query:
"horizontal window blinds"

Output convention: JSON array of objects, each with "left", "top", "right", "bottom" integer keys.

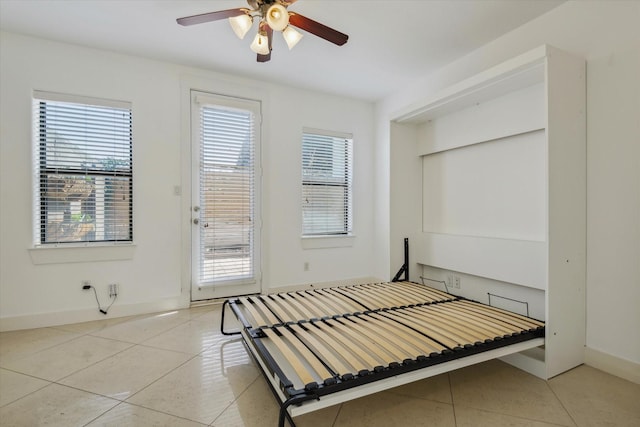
[
  {"left": 198, "top": 103, "right": 255, "bottom": 284},
  {"left": 33, "top": 92, "right": 133, "bottom": 244},
  {"left": 302, "top": 131, "right": 353, "bottom": 236}
]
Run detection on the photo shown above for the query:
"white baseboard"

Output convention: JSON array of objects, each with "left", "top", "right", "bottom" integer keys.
[
  {"left": 584, "top": 347, "right": 640, "bottom": 384},
  {"left": 0, "top": 296, "right": 189, "bottom": 332}
]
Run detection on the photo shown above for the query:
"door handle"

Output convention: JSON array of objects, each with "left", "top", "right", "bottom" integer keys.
[{"left": 193, "top": 218, "right": 199, "bottom": 225}]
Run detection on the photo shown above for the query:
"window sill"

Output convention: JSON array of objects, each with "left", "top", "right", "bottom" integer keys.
[
  {"left": 29, "top": 243, "right": 136, "bottom": 265},
  {"left": 301, "top": 235, "right": 355, "bottom": 249}
]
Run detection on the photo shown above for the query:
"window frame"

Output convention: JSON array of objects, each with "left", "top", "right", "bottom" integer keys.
[{"left": 32, "top": 91, "right": 133, "bottom": 247}]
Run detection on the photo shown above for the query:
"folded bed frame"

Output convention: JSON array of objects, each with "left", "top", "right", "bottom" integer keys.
[{"left": 221, "top": 242, "right": 545, "bottom": 427}]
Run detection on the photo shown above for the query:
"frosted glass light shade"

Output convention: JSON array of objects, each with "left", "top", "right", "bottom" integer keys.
[
  {"left": 283, "top": 26, "right": 303, "bottom": 50},
  {"left": 266, "top": 4, "right": 289, "bottom": 31},
  {"left": 250, "top": 32, "right": 270, "bottom": 55},
  {"left": 229, "top": 14, "right": 253, "bottom": 39}
]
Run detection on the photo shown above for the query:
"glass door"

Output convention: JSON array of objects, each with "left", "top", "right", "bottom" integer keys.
[{"left": 190, "top": 91, "right": 261, "bottom": 300}]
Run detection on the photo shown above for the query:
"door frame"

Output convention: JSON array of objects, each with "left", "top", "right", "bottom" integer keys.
[{"left": 180, "top": 81, "right": 264, "bottom": 303}]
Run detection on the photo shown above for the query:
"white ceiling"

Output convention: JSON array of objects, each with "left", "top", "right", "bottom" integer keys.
[{"left": 0, "top": 0, "right": 564, "bottom": 101}]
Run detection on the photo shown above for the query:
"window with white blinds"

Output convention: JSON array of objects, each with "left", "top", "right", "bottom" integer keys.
[
  {"left": 302, "top": 129, "right": 353, "bottom": 236},
  {"left": 197, "top": 99, "right": 257, "bottom": 284},
  {"left": 33, "top": 91, "right": 133, "bottom": 245}
]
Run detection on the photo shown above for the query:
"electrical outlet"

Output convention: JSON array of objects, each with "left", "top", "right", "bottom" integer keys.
[
  {"left": 454, "top": 276, "right": 461, "bottom": 289},
  {"left": 304, "top": 262, "right": 310, "bottom": 271},
  {"left": 446, "top": 274, "right": 453, "bottom": 289},
  {"left": 108, "top": 283, "right": 118, "bottom": 298}
]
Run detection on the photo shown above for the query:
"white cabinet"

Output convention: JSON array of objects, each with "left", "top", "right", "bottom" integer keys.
[{"left": 390, "top": 45, "right": 586, "bottom": 379}]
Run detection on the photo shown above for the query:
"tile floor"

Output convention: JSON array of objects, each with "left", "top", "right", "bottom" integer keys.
[{"left": 1, "top": 303, "right": 639, "bottom": 427}]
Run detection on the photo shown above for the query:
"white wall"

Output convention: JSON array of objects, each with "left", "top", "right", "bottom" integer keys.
[
  {"left": 0, "top": 31, "right": 376, "bottom": 330},
  {"left": 376, "top": 1, "right": 640, "bottom": 367}
]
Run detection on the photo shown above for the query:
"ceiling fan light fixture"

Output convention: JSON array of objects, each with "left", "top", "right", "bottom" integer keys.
[
  {"left": 250, "top": 31, "right": 270, "bottom": 55},
  {"left": 282, "top": 25, "right": 303, "bottom": 50},
  {"left": 266, "top": 4, "right": 289, "bottom": 31},
  {"left": 229, "top": 14, "right": 253, "bottom": 39}
]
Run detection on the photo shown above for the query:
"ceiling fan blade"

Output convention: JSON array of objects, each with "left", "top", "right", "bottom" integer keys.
[
  {"left": 288, "top": 12, "right": 348, "bottom": 46},
  {"left": 257, "top": 25, "right": 273, "bottom": 63},
  {"left": 177, "top": 8, "right": 248, "bottom": 26}
]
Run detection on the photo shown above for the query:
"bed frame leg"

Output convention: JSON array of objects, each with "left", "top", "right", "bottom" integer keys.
[
  {"left": 278, "top": 401, "right": 296, "bottom": 427},
  {"left": 220, "top": 299, "right": 240, "bottom": 336},
  {"left": 278, "top": 395, "right": 318, "bottom": 427},
  {"left": 392, "top": 237, "right": 409, "bottom": 282}
]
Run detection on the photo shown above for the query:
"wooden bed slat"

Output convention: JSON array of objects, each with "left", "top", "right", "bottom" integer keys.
[
  {"left": 289, "top": 324, "right": 354, "bottom": 376},
  {"left": 451, "top": 300, "right": 543, "bottom": 330},
  {"left": 313, "top": 288, "right": 366, "bottom": 313},
  {"left": 406, "top": 306, "right": 488, "bottom": 344},
  {"left": 346, "top": 315, "right": 418, "bottom": 361},
  {"left": 286, "top": 292, "right": 325, "bottom": 319},
  {"left": 248, "top": 296, "right": 280, "bottom": 325},
  {"left": 238, "top": 297, "right": 269, "bottom": 327},
  {"left": 314, "top": 320, "right": 381, "bottom": 369},
  {"left": 302, "top": 321, "right": 370, "bottom": 373},
  {"left": 367, "top": 312, "right": 446, "bottom": 355},
  {"left": 429, "top": 303, "right": 515, "bottom": 336},
  {"left": 338, "top": 285, "right": 398, "bottom": 310},
  {"left": 307, "top": 289, "right": 357, "bottom": 316},
  {"left": 263, "top": 328, "right": 316, "bottom": 386},
  {"left": 262, "top": 295, "right": 297, "bottom": 324},
  {"left": 380, "top": 310, "right": 460, "bottom": 349},
  {"left": 276, "top": 326, "right": 334, "bottom": 381}
]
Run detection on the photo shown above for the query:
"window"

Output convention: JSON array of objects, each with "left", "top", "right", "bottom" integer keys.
[
  {"left": 33, "top": 91, "right": 133, "bottom": 245},
  {"left": 302, "top": 129, "right": 353, "bottom": 236}
]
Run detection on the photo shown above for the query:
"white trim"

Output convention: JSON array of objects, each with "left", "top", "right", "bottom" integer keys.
[
  {"left": 585, "top": 347, "right": 640, "bottom": 385},
  {"left": 0, "top": 295, "right": 187, "bottom": 332},
  {"left": 28, "top": 243, "right": 136, "bottom": 264},
  {"left": 33, "top": 90, "right": 131, "bottom": 110},
  {"left": 302, "top": 127, "right": 353, "bottom": 140}
]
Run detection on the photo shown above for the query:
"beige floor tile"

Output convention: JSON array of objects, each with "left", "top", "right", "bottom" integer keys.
[
  {"left": 199, "top": 335, "right": 253, "bottom": 364},
  {"left": 549, "top": 364, "right": 640, "bottom": 427},
  {"left": 127, "top": 354, "right": 259, "bottom": 425},
  {"left": 212, "top": 376, "right": 342, "bottom": 427},
  {"left": 455, "top": 405, "right": 573, "bottom": 427},
  {"left": 198, "top": 302, "right": 243, "bottom": 333},
  {"left": 142, "top": 319, "right": 225, "bottom": 355},
  {"left": 1, "top": 335, "right": 133, "bottom": 381},
  {"left": 85, "top": 402, "right": 207, "bottom": 426},
  {"left": 90, "top": 311, "right": 190, "bottom": 343},
  {"left": 450, "top": 360, "right": 574, "bottom": 426},
  {"left": 0, "top": 383, "right": 118, "bottom": 426},
  {"left": 295, "top": 406, "right": 342, "bottom": 427},
  {"left": 387, "top": 372, "right": 452, "bottom": 404},
  {"left": 174, "top": 304, "right": 220, "bottom": 320},
  {"left": 333, "top": 390, "right": 456, "bottom": 427},
  {"left": 0, "top": 368, "right": 50, "bottom": 406},
  {"left": 210, "top": 376, "right": 280, "bottom": 427},
  {"left": 0, "top": 327, "right": 79, "bottom": 365},
  {"left": 59, "top": 345, "right": 192, "bottom": 400}
]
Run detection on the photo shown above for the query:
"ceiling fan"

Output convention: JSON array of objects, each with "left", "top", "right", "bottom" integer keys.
[{"left": 177, "top": 0, "right": 349, "bottom": 63}]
